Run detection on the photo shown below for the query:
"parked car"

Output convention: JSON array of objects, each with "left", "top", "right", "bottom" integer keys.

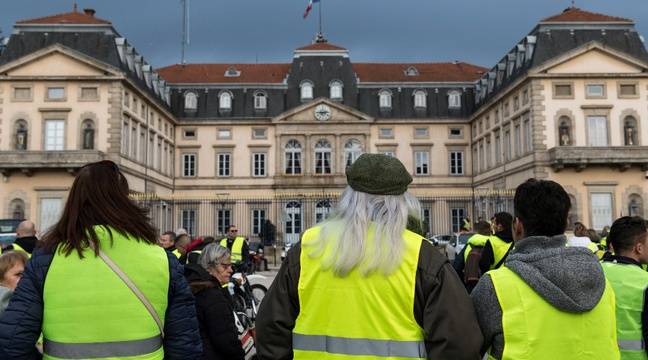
[
  {"left": 430, "top": 234, "right": 455, "bottom": 247},
  {"left": 0, "top": 219, "right": 22, "bottom": 249},
  {"left": 446, "top": 232, "right": 474, "bottom": 261}
]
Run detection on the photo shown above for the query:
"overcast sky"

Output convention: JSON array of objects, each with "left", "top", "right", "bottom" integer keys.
[{"left": 3, "top": 1, "right": 648, "bottom": 69}]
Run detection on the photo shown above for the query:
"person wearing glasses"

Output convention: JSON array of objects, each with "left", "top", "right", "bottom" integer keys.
[
  {"left": 220, "top": 225, "right": 250, "bottom": 272},
  {"left": 601, "top": 216, "right": 648, "bottom": 359},
  {"left": 0, "top": 160, "right": 202, "bottom": 359},
  {"left": 185, "top": 243, "right": 246, "bottom": 360}
]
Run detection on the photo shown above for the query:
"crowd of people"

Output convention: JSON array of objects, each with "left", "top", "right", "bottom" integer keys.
[{"left": 0, "top": 156, "right": 646, "bottom": 359}]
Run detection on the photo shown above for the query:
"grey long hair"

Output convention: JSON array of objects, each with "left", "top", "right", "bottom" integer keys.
[
  {"left": 307, "top": 186, "right": 421, "bottom": 277},
  {"left": 198, "top": 243, "right": 231, "bottom": 270}
]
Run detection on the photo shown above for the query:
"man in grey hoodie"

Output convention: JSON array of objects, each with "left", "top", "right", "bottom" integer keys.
[{"left": 471, "top": 179, "right": 619, "bottom": 360}]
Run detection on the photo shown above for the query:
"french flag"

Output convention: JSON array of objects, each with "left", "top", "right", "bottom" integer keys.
[{"left": 303, "top": 0, "right": 320, "bottom": 19}]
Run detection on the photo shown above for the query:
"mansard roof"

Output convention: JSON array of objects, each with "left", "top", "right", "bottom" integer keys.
[
  {"left": 353, "top": 62, "right": 486, "bottom": 83},
  {"left": 157, "top": 64, "right": 291, "bottom": 84},
  {"left": 16, "top": 9, "right": 111, "bottom": 25},
  {"left": 540, "top": 7, "right": 633, "bottom": 24},
  {"left": 296, "top": 42, "right": 347, "bottom": 51}
]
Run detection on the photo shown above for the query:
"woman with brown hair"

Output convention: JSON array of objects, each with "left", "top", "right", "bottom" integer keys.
[
  {"left": 0, "top": 251, "right": 28, "bottom": 317},
  {"left": 0, "top": 160, "right": 202, "bottom": 359}
]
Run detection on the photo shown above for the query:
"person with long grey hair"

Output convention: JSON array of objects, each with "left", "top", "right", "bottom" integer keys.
[
  {"left": 184, "top": 243, "right": 245, "bottom": 360},
  {"left": 256, "top": 153, "right": 483, "bottom": 360}
]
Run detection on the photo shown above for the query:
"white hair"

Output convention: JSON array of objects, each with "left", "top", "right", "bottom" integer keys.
[
  {"left": 198, "top": 243, "right": 230, "bottom": 270},
  {"left": 306, "top": 186, "right": 421, "bottom": 277}
]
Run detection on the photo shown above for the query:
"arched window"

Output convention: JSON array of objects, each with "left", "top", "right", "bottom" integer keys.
[
  {"left": 315, "top": 200, "right": 332, "bottom": 223},
  {"left": 285, "top": 201, "right": 302, "bottom": 244},
  {"left": 9, "top": 199, "right": 25, "bottom": 220},
  {"left": 14, "top": 119, "right": 28, "bottom": 150},
  {"left": 285, "top": 139, "right": 302, "bottom": 175},
  {"left": 448, "top": 90, "right": 462, "bottom": 109},
  {"left": 254, "top": 91, "right": 267, "bottom": 110},
  {"left": 81, "top": 119, "right": 95, "bottom": 150},
  {"left": 300, "top": 80, "right": 314, "bottom": 101},
  {"left": 558, "top": 116, "right": 572, "bottom": 146},
  {"left": 378, "top": 89, "right": 392, "bottom": 109},
  {"left": 219, "top": 91, "right": 232, "bottom": 110},
  {"left": 329, "top": 80, "right": 343, "bottom": 100},
  {"left": 413, "top": 90, "right": 427, "bottom": 109},
  {"left": 184, "top": 92, "right": 197, "bottom": 110},
  {"left": 624, "top": 116, "right": 638, "bottom": 146},
  {"left": 344, "top": 139, "right": 363, "bottom": 167},
  {"left": 314, "top": 139, "right": 332, "bottom": 174},
  {"left": 629, "top": 194, "right": 644, "bottom": 217}
]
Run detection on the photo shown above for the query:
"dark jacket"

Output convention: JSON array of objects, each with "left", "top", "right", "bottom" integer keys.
[
  {"left": 6, "top": 236, "right": 38, "bottom": 254},
  {"left": 256, "top": 239, "right": 483, "bottom": 360},
  {"left": 0, "top": 247, "right": 202, "bottom": 360},
  {"left": 184, "top": 264, "right": 245, "bottom": 360}
]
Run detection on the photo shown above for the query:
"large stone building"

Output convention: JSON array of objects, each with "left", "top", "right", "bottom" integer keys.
[{"left": 0, "top": 6, "right": 646, "bottom": 240}]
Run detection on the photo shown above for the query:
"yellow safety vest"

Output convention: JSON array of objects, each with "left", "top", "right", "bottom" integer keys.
[
  {"left": 489, "top": 266, "right": 619, "bottom": 360},
  {"left": 1, "top": 242, "right": 31, "bottom": 258},
  {"left": 602, "top": 261, "right": 648, "bottom": 360},
  {"left": 42, "top": 226, "right": 169, "bottom": 360},
  {"left": 220, "top": 237, "right": 245, "bottom": 262},
  {"left": 464, "top": 235, "right": 511, "bottom": 270},
  {"left": 171, "top": 248, "right": 181, "bottom": 259},
  {"left": 293, "top": 225, "right": 426, "bottom": 360}
]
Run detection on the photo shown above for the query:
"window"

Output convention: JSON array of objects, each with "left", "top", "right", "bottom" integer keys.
[
  {"left": 254, "top": 92, "right": 267, "bottom": 110},
  {"left": 284, "top": 201, "right": 302, "bottom": 244},
  {"left": 513, "top": 96, "right": 520, "bottom": 111},
  {"left": 148, "top": 134, "right": 155, "bottom": 166},
  {"left": 225, "top": 66, "right": 240, "bottom": 77},
  {"left": 524, "top": 118, "right": 532, "bottom": 153},
  {"left": 449, "top": 128, "right": 463, "bottom": 138},
  {"left": 219, "top": 91, "right": 232, "bottom": 110},
  {"left": 591, "top": 193, "right": 613, "bottom": 230},
  {"left": 451, "top": 208, "right": 466, "bottom": 233},
  {"left": 45, "top": 120, "right": 65, "bottom": 150},
  {"left": 183, "top": 129, "right": 196, "bottom": 139},
  {"left": 314, "top": 139, "right": 332, "bottom": 174},
  {"left": 315, "top": 200, "right": 332, "bottom": 224},
  {"left": 629, "top": 194, "right": 644, "bottom": 218},
  {"left": 217, "top": 128, "right": 231, "bottom": 140},
  {"left": 252, "top": 128, "right": 267, "bottom": 139},
  {"left": 379, "top": 128, "right": 394, "bottom": 139},
  {"left": 156, "top": 140, "right": 162, "bottom": 170},
  {"left": 495, "top": 131, "right": 501, "bottom": 165},
  {"left": 448, "top": 91, "right": 461, "bottom": 109},
  {"left": 414, "top": 150, "right": 429, "bottom": 175},
  {"left": 379, "top": 89, "right": 392, "bottom": 109},
  {"left": 504, "top": 129, "right": 511, "bottom": 161},
  {"left": 522, "top": 89, "right": 529, "bottom": 105},
  {"left": 587, "top": 116, "right": 608, "bottom": 146},
  {"left": 485, "top": 138, "right": 491, "bottom": 168},
  {"left": 216, "top": 209, "right": 231, "bottom": 235},
  {"left": 139, "top": 130, "right": 146, "bottom": 162},
  {"left": 80, "top": 87, "right": 98, "bottom": 100},
  {"left": 330, "top": 80, "right": 343, "bottom": 100},
  {"left": 300, "top": 81, "right": 314, "bottom": 101},
  {"left": 414, "top": 127, "right": 429, "bottom": 139},
  {"left": 182, "top": 153, "right": 196, "bottom": 177},
  {"left": 181, "top": 209, "right": 197, "bottom": 237},
  {"left": 554, "top": 84, "right": 572, "bottom": 98},
  {"left": 81, "top": 119, "right": 95, "bottom": 150},
  {"left": 624, "top": 116, "right": 638, "bottom": 146},
  {"left": 405, "top": 66, "right": 419, "bottom": 76},
  {"left": 252, "top": 209, "right": 266, "bottom": 236},
  {"left": 14, "top": 120, "right": 28, "bottom": 150},
  {"left": 413, "top": 90, "right": 426, "bottom": 109},
  {"left": 285, "top": 139, "right": 302, "bottom": 174},
  {"left": 217, "top": 153, "right": 231, "bottom": 177},
  {"left": 9, "top": 199, "right": 25, "bottom": 220},
  {"left": 586, "top": 84, "right": 605, "bottom": 98},
  {"left": 130, "top": 124, "right": 137, "bottom": 158},
  {"left": 124, "top": 92, "right": 130, "bottom": 107},
  {"left": 252, "top": 153, "right": 266, "bottom": 177},
  {"left": 382, "top": 151, "right": 395, "bottom": 157},
  {"left": 14, "top": 87, "right": 31, "bottom": 101},
  {"left": 514, "top": 122, "right": 522, "bottom": 157},
  {"left": 479, "top": 141, "right": 485, "bottom": 171},
  {"left": 184, "top": 92, "right": 197, "bottom": 110},
  {"left": 619, "top": 83, "right": 638, "bottom": 97},
  {"left": 40, "top": 198, "right": 63, "bottom": 233},
  {"left": 344, "top": 139, "right": 363, "bottom": 167},
  {"left": 121, "top": 120, "right": 129, "bottom": 154},
  {"left": 47, "top": 87, "right": 65, "bottom": 100},
  {"left": 450, "top": 151, "right": 464, "bottom": 175},
  {"left": 421, "top": 207, "right": 432, "bottom": 236}
]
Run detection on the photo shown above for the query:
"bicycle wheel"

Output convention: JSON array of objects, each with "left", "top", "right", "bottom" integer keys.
[{"left": 250, "top": 284, "right": 267, "bottom": 304}]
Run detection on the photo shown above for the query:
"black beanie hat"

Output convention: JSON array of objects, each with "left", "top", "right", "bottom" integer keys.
[{"left": 345, "top": 153, "right": 412, "bottom": 195}]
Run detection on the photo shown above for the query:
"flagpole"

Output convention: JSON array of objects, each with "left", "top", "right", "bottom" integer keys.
[{"left": 318, "top": 0, "right": 322, "bottom": 37}]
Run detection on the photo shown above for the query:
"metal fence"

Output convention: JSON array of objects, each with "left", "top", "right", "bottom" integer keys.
[{"left": 133, "top": 191, "right": 515, "bottom": 246}]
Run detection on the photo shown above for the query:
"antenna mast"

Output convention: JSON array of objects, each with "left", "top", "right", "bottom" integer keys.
[{"left": 181, "top": 0, "right": 190, "bottom": 64}]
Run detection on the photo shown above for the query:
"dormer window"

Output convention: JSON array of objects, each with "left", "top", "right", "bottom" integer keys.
[
  {"left": 184, "top": 92, "right": 197, "bottom": 111},
  {"left": 413, "top": 90, "right": 426, "bottom": 109},
  {"left": 329, "top": 80, "right": 343, "bottom": 101},
  {"left": 219, "top": 91, "right": 233, "bottom": 110},
  {"left": 300, "top": 80, "right": 314, "bottom": 101},
  {"left": 405, "top": 66, "right": 419, "bottom": 76},
  {"left": 448, "top": 90, "right": 461, "bottom": 109},
  {"left": 254, "top": 91, "right": 267, "bottom": 110},
  {"left": 379, "top": 89, "right": 392, "bottom": 109},
  {"left": 224, "top": 66, "right": 241, "bottom": 77}
]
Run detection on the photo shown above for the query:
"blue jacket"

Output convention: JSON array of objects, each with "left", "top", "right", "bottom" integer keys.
[{"left": 0, "top": 248, "right": 203, "bottom": 359}]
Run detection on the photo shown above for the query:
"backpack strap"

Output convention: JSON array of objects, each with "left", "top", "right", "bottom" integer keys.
[{"left": 493, "top": 242, "right": 513, "bottom": 269}]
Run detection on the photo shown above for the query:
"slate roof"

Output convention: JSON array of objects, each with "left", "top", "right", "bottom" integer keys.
[
  {"left": 540, "top": 7, "right": 633, "bottom": 24},
  {"left": 16, "top": 10, "right": 112, "bottom": 25},
  {"left": 157, "top": 64, "right": 291, "bottom": 84}
]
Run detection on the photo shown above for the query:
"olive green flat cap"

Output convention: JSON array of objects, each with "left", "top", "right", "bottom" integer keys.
[{"left": 346, "top": 153, "right": 412, "bottom": 195}]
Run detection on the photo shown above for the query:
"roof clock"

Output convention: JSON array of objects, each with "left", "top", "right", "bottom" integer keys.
[{"left": 314, "top": 104, "right": 332, "bottom": 121}]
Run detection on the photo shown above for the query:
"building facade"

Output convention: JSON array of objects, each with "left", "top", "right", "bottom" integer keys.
[{"left": 0, "top": 6, "right": 646, "bottom": 240}]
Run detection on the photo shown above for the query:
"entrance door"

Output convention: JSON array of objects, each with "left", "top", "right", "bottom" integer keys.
[
  {"left": 285, "top": 201, "right": 302, "bottom": 245},
  {"left": 40, "top": 198, "right": 63, "bottom": 233},
  {"left": 591, "top": 193, "right": 613, "bottom": 230}
]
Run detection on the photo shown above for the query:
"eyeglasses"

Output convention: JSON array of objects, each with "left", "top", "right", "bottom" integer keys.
[
  {"left": 219, "top": 263, "right": 233, "bottom": 269},
  {"left": 229, "top": 230, "right": 238, "bottom": 233}
]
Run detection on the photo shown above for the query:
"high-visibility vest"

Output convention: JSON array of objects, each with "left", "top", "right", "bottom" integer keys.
[
  {"left": 488, "top": 266, "right": 619, "bottom": 360},
  {"left": 42, "top": 226, "right": 169, "bottom": 360},
  {"left": 1, "top": 242, "right": 31, "bottom": 258},
  {"left": 602, "top": 261, "right": 648, "bottom": 360},
  {"left": 464, "top": 235, "right": 511, "bottom": 270},
  {"left": 220, "top": 237, "right": 245, "bottom": 262},
  {"left": 293, "top": 225, "right": 426, "bottom": 359},
  {"left": 171, "top": 248, "right": 181, "bottom": 259}
]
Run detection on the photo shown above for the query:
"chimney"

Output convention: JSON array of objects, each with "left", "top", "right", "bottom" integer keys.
[{"left": 84, "top": 9, "right": 96, "bottom": 17}]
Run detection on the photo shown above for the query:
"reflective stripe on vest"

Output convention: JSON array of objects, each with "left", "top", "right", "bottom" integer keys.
[
  {"left": 221, "top": 237, "right": 245, "bottom": 262},
  {"left": 489, "top": 266, "right": 619, "bottom": 360},
  {"left": 43, "top": 226, "right": 169, "bottom": 360},
  {"left": 44, "top": 335, "right": 162, "bottom": 359},
  {"left": 603, "top": 261, "right": 648, "bottom": 360},
  {"left": 293, "top": 225, "right": 426, "bottom": 360}
]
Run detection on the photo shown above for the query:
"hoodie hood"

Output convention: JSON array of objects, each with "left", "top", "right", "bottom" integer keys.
[
  {"left": 0, "top": 286, "right": 13, "bottom": 316},
  {"left": 505, "top": 235, "right": 605, "bottom": 313},
  {"left": 184, "top": 263, "right": 217, "bottom": 294}
]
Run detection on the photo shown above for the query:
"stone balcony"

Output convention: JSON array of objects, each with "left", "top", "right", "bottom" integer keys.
[
  {"left": 0, "top": 150, "right": 107, "bottom": 176},
  {"left": 548, "top": 146, "right": 648, "bottom": 172}
]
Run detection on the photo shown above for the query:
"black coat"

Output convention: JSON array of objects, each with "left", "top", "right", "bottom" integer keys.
[{"left": 184, "top": 264, "right": 245, "bottom": 360}]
